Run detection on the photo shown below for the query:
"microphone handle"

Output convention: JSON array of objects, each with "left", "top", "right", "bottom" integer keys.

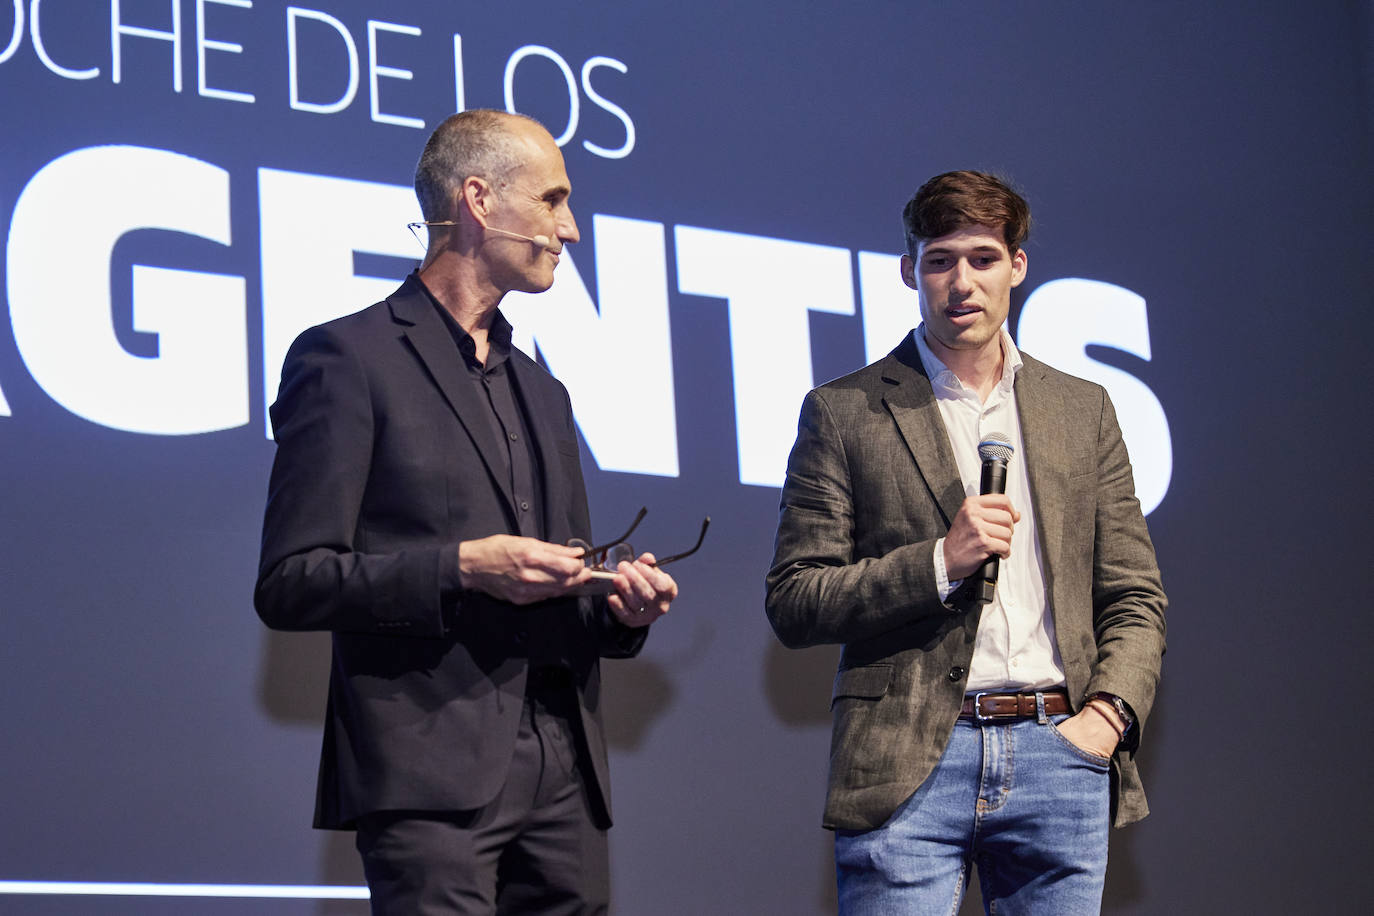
[{"left": 968, "top": 458, "right": 1008, "bottom": 605}]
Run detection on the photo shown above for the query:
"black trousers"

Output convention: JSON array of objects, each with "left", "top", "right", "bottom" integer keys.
[{"left": 356, "top": 672, "right": 610, "bottom": 915}]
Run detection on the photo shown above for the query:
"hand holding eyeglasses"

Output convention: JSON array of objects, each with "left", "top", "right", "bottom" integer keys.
[
  {"left": 568, "top": 507, "right": 709, "bottom": 626},
  {"left": 598, "top": 550, "right": 677, "bottom": 628},
  {"left": 456, "top": 535, "right": 595, "bottom": 606}
]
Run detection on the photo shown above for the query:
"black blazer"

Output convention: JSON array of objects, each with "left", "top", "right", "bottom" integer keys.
[{"left": 255, "top": 275, "right": 645, "bottom": 829}]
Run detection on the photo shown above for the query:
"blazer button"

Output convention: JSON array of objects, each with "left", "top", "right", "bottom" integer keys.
[
  {"left": 948, "top": 666, "right": 966, "bottom": 681},
  {"left": 514, "top": 630, "right": 528, "bottom": 646}
]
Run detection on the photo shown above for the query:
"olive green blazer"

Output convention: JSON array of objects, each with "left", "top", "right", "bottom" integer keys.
[{"left": 766, "top": 331, "right": 1166, "bottom": 830}]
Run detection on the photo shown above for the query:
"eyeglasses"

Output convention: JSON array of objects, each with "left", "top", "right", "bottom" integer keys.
[{"left": 568, "top": 507, "right": 710, "bottom": 573}]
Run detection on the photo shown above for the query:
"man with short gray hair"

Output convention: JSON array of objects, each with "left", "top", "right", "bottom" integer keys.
[{"left": 256, "top": 110, "right": 677, "bottom": 914}]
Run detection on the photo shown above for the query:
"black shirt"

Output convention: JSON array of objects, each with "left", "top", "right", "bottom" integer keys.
[
  {"left": 420, "top": 276, "right": 546, "bottom": 542},
  {"left": 418, "top": 276, "right": 575, "bottom": 668}
]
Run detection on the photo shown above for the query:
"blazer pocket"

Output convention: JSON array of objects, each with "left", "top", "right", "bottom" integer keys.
[
  {"left": 1066, "top": 451, "right": 1096, "bottom": 480},
  {"left": 831, "top": 663, "right": 893, "bottom": 708}
]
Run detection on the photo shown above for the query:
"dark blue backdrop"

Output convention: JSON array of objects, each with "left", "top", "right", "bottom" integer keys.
[{"left": 2, "top": 1, "right": 1371, "bottom": 912}]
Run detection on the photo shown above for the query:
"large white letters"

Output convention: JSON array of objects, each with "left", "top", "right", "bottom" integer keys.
[
  {"left": 580, "top": 56, "right": 634, "bottom": 159},
  {"left": 504, "top": 45, "right": 579, "bottom": 146},
  {"left": 112, "top": 0, "right": 183, "bottom": 91},
  {"left": 257, "top": 168, "right": 419, "bottom": 433},
  {"left": 1017, "top": 278, "right": 1172, "bottom": 514},
  {"left": 31, "top": 0, "right": 99, "bottom": 79},
  {"left": 7, "top": 145, "right": 246, "bottom": 434},
  {"left": 1, "top": 147, "right": 1173, "bottom": 509},
  {"left": 857, "top": 251, "right": 916, "bottom": 363},
  {"left": 367, "top": 19, "right": 422, "bottom": 129},
  {"left": 504, "top": 215, "right": 677, "bottom": 477},
  {"left": 1, "top": 0, "right": 21, "bottom": 65},
  {"left": 675, "top": 226, "right": 854, "bottom": 487},
  {"left": 196, "top": 0, "right": 254, "bottom": 104},
  {"left": 287, "top": 6, "right": 358, "bottom": 115}
]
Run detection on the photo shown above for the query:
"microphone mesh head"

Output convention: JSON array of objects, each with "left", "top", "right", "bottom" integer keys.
[{"left": 978, "top": 432, "right": 1014, "bottom": 463}]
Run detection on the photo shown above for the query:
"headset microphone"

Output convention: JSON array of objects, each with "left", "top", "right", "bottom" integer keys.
[
  {"left": 485, "top": 226, "right": 555, "bottom": 251},
  {"left": 405, "top": 220, "right": 558, "bottom": 253}
]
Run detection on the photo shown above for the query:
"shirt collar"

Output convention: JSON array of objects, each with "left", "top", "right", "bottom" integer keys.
[
  {"left": 913, "top": 324, "right": 1022, "bottom": 397},
  {"left": 413, "top": 271, "right": 513, "bottom": 366}
]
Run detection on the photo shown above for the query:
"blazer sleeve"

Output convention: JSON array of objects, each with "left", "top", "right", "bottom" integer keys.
[
  {"left": 1082, "top": 389, "right": 1168, "bottom": 750},
  {"left": 254, "top": 324, "right": 449, "bottom": 638},
  {"left": 557, "top": 383, "right": 650, "bottom": 660},
  {"left": 765, "top": 389, "right": 952, "bottom": 649},
  {"left": 594, "top": 608, "right": 650, "bottom": 659}
]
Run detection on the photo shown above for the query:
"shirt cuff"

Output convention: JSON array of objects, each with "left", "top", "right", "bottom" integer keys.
[{"left": 933, "top": 537, "right": 961, "bottom": 602}]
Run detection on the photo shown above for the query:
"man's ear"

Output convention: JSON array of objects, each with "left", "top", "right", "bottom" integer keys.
[
  {"left": 900, "top": 253, "right": 919, "bottom": 290},
  {"left": 1010, "top": 247, "right": 1028, "bottom": 288},
  {"left": 460, "top": 176, "right": 493, "bottom": 222}
]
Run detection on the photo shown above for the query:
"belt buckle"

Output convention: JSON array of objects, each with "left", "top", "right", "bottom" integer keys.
[{"left": 972, "top": 691, "right": 995, "bottom": 723}]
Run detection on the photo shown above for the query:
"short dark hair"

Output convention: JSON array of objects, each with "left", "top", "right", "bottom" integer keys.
[
  {"left": 413, "top": 109, "right": 543, "bottom": 222},
  {"left": 902, "top": 170, "right": 1031, "bottom": 257}
]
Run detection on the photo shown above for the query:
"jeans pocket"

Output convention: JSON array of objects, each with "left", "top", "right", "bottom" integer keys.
[{"left": 1046, "top": 718, "right": 1112, "bottom": 770}]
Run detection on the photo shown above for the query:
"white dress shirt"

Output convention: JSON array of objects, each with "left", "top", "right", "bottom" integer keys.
[{"left": 914, "top": 326, "right": 1067, "bottom": 692}]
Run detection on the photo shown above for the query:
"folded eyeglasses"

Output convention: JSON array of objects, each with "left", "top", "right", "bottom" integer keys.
[{"left": 568, "top": 507, "right": 710, "bottom": 573}]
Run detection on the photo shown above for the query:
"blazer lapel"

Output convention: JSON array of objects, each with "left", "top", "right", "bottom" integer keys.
[
  {"left": 879, "top": 333, "right": 965, "bottom": 526},
  {"left": 1014, "top": 356, "right": 1068, "bottom": 584},
  {"left": 387, "top": 277, "right": 515, "bottom": 517}
]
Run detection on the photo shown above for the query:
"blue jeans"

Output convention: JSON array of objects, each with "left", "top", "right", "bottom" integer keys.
[{"left": 835, "top": 706, "right": 1111, "bottom": 916}]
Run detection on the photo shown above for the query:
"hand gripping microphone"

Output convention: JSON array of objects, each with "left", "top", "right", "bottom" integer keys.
[{"left": 968, "top": 432, "right": 1014, "bottom": 605}]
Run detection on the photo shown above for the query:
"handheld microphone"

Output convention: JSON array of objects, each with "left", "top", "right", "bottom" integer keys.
[{"left": 968, "top": 432, "right": 1014, "bottom": 605}]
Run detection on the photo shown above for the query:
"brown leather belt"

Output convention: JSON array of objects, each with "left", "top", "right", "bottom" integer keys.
[{"left": 959, "top": 689, "right": 1070, "bottom": 722}]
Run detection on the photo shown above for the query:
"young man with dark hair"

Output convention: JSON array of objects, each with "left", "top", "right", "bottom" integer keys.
[{"left": 767, "top": 170, "right": 1166, "bottom": 914}]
